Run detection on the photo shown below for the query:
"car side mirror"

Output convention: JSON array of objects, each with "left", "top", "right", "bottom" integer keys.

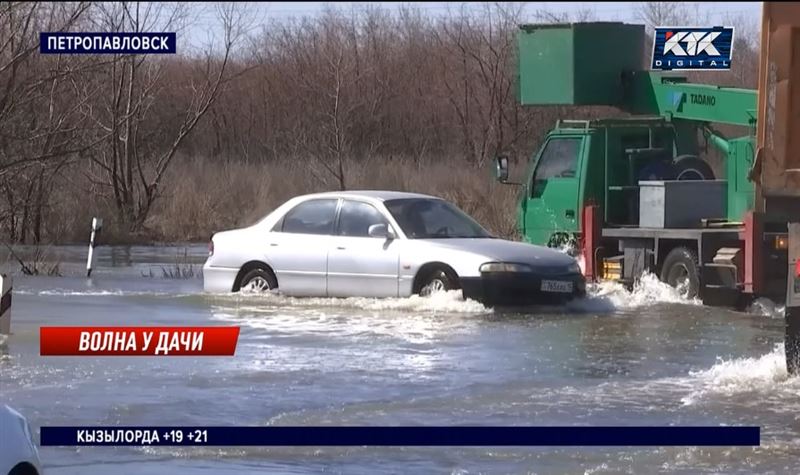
[
  {"left": 494, "top": 155, "right": 510, "bottom": 183},
  {"left": 368, "top": 223, "right": 395, "bottom": 239}
]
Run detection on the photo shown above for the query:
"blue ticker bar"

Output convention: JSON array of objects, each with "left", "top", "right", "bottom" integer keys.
[{"left": 40, "top": 426, "right": 761, "bottom": 447}]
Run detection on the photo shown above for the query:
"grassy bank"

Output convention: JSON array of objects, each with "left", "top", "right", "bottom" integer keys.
[{"left": 40, "top": 155, "right": 520, "bottom": 246}]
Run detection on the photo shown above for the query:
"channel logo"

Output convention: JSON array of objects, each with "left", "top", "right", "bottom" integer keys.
[{"left": 651, "top": 26, "right": 734, "bottom": 71}]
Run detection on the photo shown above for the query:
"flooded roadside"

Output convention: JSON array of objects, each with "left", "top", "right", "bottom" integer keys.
[{"left": 1, "top": 245, "right": 798, "bottom": 474}]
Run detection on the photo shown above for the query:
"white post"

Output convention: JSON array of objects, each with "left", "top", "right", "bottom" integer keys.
[
  {"left": 0, "top": 274, "right": 11, "bottom": 335},
  {"left": 86, "top": 217, "right": 103, "bottom": 277}
]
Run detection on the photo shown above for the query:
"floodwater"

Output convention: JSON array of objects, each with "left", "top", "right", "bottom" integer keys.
[{"left": 1, "top": 245, "right": 798, "bottom": 474}]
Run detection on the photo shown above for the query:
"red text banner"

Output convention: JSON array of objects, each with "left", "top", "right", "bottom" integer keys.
[{"left": 40, "top": 327, "right": 240, "bottom": 356}]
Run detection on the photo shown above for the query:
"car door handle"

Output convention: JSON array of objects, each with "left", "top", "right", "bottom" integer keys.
[
  {"left": 336, "top": 246, "right": 346, "bottom": 250},
  {"left": 565, "top": 209, "right": 575, "bottom": 218}
]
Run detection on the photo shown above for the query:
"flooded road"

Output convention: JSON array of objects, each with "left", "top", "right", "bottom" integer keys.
[{"left": 1, "top": 245, "right": 798, "bottom": 474}]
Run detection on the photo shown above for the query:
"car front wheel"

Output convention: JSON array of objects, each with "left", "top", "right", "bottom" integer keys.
[{"left": 419, "top": 268, "right": 458, "bottom": 296}]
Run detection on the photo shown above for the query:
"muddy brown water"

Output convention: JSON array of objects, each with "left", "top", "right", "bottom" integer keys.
[{"left": 1, "top": 245, "right": 798, "bottom": 474}]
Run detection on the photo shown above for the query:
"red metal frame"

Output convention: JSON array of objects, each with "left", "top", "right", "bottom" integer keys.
[
  {"left": 743, "top": 211, "right": 764, "bottom": 294},
  {"left": 581, "top": 205, "right": 601, "bottom": 282}
]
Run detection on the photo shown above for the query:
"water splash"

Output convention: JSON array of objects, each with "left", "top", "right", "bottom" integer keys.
[
  {"left": 747, "top": 298, "right": 786, "bottom": 319},
  {"left": 556, "top": 242, "right": 702, "bottom": 312},
  {"left": 681, "top": 344, "right": 799, "bottom": 405},
  {"left": 210, "top": 291, "right": 486, "bottom": 356},
  {"left": 566, "top": 272, "right": 701, "bottom": 314},
  {"left": 576, "top": 252, "right": 586, "bottom": 276},
  {"left": 213, "top": 289, "right": 490, "bottom": 315},
  {"left": 553, "top": 241, "right": 700, "bottom": 311}
]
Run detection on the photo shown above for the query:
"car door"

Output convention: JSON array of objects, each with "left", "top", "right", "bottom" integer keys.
[
  {"left": 523, "top": 136, "right": 584, "bottom": 246},
  {"left": 267, "top": 198, "right": 339, "bottom": 296},
  {"left": 327, "top": 199, "right": 401, "bottom": 297}
]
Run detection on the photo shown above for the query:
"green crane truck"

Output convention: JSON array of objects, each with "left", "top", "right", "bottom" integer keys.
[{"left": 493, "top": 22, "right": 796, "bottom": 324}]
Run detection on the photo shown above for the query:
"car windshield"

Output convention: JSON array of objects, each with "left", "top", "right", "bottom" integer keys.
[{"left": 384, "top": 198, "right": 493, "bottom": 239}]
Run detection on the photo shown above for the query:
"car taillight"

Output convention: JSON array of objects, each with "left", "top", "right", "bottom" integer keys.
[{"left": 208, "top": 236, "right": 214, "bottom": 256}]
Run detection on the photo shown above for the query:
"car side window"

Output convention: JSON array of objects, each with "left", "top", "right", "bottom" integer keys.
[
  {"left": 337, "top": 200, "right": 389, "bottom": 237},
  {"left": 279, "top": 199, "right": 338, "bottom": 235}
]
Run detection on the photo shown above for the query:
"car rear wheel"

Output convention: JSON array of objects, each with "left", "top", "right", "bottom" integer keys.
[
  {"left": 239, "top": 268, "right": 277, "bottom": 293},
  {"left": 419, "top": 268, "right": 458, "bottom": 296}
]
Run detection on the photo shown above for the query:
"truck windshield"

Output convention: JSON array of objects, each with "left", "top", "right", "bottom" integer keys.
[
  {"left": 384, "top": 198, "right": 493, "bottom": 239},
  {"left": 533, "top": 137, "right": 580, "bottom": 181}
]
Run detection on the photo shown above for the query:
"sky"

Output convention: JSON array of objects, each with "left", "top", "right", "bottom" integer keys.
[
  {"left": 191, "top": 2, "right": 762, "bottom": 22},
  {"left": 183, "top": 2, "right": 763, "bottom": 51}
]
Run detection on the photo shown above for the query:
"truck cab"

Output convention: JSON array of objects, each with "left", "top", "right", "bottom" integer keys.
[
  {"left": 516, "top": 118, "right": 694, "bottom": 249},
  {"left": 518, "top": 126, "right": 585, "bottom": 248}
]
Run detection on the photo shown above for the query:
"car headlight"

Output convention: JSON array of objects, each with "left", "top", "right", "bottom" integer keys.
[
  {"left": 567, "top": 261, "right": 581, "bottom": 274},
  {"left": 479, "top": 262, "right": 533, "bottom": 273}
]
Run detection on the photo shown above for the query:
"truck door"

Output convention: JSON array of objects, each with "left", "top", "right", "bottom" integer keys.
[{"left": 524, "top": 136, "right": 583, "bottom": 246}]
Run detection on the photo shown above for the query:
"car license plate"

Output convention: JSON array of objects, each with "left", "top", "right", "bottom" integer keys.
[{"left": 541, "top": 280, "right": 573, "bottom": 293}]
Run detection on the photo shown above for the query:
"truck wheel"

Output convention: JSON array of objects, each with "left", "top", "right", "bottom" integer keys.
[
  {"left": 638, "top": 160, "right": 677, "bottom": 181},
  {"left": 673, "top": 155, "right": 715, "bottom": 181},
  {"left": 659, "top": 247, "right": 700, "bottom": 299}
]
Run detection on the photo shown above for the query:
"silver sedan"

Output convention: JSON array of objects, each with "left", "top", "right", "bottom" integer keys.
[
  {"left": 203, "top": 191, "right": 585, "bottom": 305},
  {"left": 0, "top": 404, "right": 42, "bottom": 475}
]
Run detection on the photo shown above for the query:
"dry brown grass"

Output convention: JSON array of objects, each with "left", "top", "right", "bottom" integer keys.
[
  {"left": 20, "top": 155, "right": 520, "bottom": 244},
  {"left": 147, "top": 155, "right": 520, "bottom": 242}
]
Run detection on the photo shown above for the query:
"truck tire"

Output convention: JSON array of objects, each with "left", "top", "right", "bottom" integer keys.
[
  {"left": 638, "top": 160, "right": 677, "bottom": 181},
  {"left": 660, "top": 247, "right": 700, "bottom": 299},
  {"left": 673, "top": 155, "right": 715, "bottom": 181}
]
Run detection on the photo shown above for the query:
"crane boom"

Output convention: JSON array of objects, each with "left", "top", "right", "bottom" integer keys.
[{"left": 623, "top": 72, "right": 757, "bottom": 127}]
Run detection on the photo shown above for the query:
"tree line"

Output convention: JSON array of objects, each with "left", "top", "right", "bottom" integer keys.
[{"left": 0, "top": 2, "right": 759, "bottom": 244}]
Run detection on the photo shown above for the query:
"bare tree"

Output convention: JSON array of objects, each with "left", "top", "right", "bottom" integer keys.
[
  {"left": 0, "top": 2, "right": 94, "bottom": 243},
  {"left": 269, "top": 9, "right": 376, "bottom": 190},
  {"left": 635, "top": 1, "right": 710, "bottom": 30},
  {"left": 8, "top": 1, "right": 755, "bottom": 244},
  {"left": 723, "top": 12, "right": 760, "bottom": 89},
  {"left": 77, "top": 2, "right": 248, "bottom": 233},
  {"left": 432, "top": 3, "right": 528, "bottom": 168},
  {"left": 532, "top": 5, "right": 596, "bottom": 23}
]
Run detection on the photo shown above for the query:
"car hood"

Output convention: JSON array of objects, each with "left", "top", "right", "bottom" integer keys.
[{"left": 418, "top": 238, "right": 577, "bottom": 268}]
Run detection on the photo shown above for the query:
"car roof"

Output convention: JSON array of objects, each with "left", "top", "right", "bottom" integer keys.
[{"left": 296, "top": 190, "right": 440, "bottom": 202}]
